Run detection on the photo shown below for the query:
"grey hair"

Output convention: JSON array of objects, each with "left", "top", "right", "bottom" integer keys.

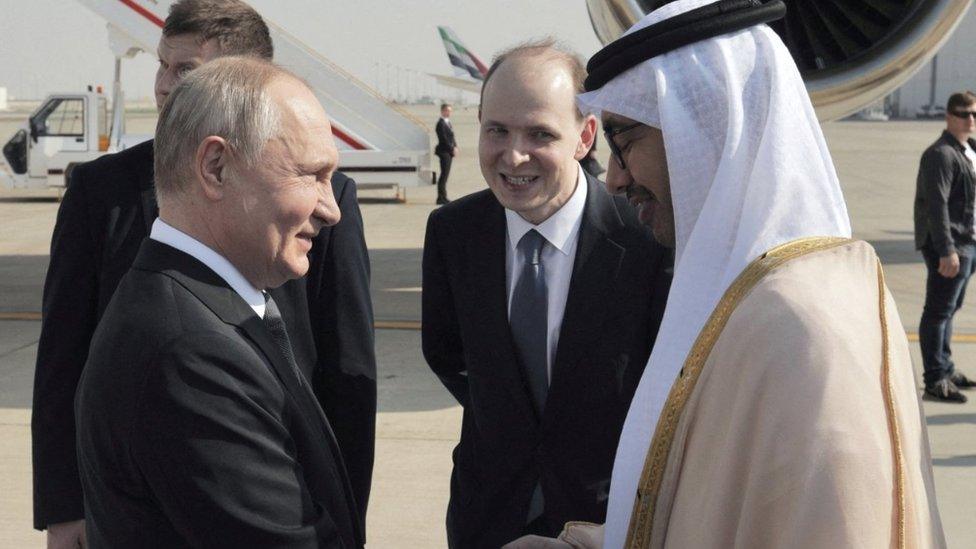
[{"left": 153, "top": 56, "right": 297, "bottom": 199}]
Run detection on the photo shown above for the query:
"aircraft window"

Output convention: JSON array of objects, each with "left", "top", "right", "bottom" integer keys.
[{"left": 33, "top": 98, "right": 85, "bottom": 137}]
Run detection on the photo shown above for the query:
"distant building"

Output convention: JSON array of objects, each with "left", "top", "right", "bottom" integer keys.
[
  {"left": 888, "top": 7, "right": 976, "bottom": 118},
  {"left": 0, "top": 88, "right": 7, "bottom": 111}
]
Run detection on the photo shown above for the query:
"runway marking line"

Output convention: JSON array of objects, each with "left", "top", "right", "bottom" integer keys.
[
  {"left": 0, "top": 312, "right": 424, "bottom": 331},
  {"left": 2, "top": 313, "right": 975, "bottom": 341}
]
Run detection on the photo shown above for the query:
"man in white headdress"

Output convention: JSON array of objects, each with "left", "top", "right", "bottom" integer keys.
[{"left": 505, "top": 0, "right": 946, "bottom": 548}]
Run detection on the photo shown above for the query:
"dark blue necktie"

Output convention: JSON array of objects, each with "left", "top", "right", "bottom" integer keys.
[
  {"left": 511, "top": 229, "right": 549, "bottom": 414},
  {"left": 510, "top": 229, "right": 549, "bottom": 523},
  {"left": 263, "top": 294, "right": 308, "bottom": 387}
]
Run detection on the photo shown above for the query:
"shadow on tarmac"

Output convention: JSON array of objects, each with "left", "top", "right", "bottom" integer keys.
[
  {"left": 0, "top": 196, "right": 59, "bottom": 204},
  {"left": 867, "top": 239, "right": 921, "bottom": 265},
  {"left": 931, "top": 454, "right": 976, "bottom": 467},
  {"left": 370, "top": 248, "right": 422, "bottom": 322},
  {"left": 926, "top": 413, "right": 976, "bottom": 426},
  {"left": 0, "top": 255, "right": 47, "bottom": 313},
  {"left": 0, "top": 249, "right": 426, "bottom": 322}
]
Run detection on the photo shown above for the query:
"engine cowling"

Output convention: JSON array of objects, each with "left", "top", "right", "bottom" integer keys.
[{"left": 585, "top": 0, "right": 973, "bottom": 121}]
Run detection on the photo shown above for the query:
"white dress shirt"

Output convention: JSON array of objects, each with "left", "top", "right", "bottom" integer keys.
[
  {"left": 965, "top": 142, "right": 976, "bottom": 232},
  {"left": 505, "top": 163, "right": 588, "bottom": 379},
  {"left": 150, "top": 218, "right": 266, "bottom": 317}
]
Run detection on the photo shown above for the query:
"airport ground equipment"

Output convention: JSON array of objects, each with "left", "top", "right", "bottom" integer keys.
[
  {"left": 585, "top": 0, "right": 973, "bottom": 121},
  {"left": 1, "top": 0, "right": 433, "bottom": 198}
]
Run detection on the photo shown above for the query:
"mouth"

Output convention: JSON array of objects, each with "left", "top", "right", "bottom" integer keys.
[
  {"left": 626, "top": 184, "right": 655, "bottom": 205},
  {"left": 500, "top": 173, "right": 540, "bottom": 189},
  {"left": 296, "top": 231, "right": 317, "bottom": 247},
  {"left": 625, "top": 185, "right": 657, "bottom": 225}
]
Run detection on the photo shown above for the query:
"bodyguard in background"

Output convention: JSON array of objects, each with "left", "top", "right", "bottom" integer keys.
[
  {"left": 76, "top": 57, "right": 362, "bottom": 548},
  {"left": 422, "top": 40, "right": 670, "bottom": 547},
  {"left": 915, "top": 90, "right": 976, "bottom": 402},
  {"left": 435, "top": 102, "right": 458, "bottom": 205},
  {"left": 31, "top": 2, "right": 375, "bottom": 547}
]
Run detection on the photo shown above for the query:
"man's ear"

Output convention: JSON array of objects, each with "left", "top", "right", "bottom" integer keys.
[
  {"left": 194, "top": 136, "right": 229, "bottom": 201},
  {"left": 575, "top": 114, "right": 598, "bottom": 160}
]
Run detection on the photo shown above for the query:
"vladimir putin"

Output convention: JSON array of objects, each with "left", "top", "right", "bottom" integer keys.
[{"left": 75, "top": 57, "right": 362, "bottom": 548}]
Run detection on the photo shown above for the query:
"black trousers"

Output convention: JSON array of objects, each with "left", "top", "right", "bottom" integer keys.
[
  {"left": 437, "top": 151, "right": 453, "bottom": 201},
  {"left": 919, "top": 243, "right": 976, "bottom": 385}
]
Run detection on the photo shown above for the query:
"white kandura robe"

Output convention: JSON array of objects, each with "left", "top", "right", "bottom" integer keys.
[{"left": 560, "top": 240, "right": 945, "bottom": 549}]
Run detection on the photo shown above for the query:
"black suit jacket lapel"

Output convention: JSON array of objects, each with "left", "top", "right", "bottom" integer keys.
[
  {"left": 468, "top": 200, "right": 515, "bottom": 352},
  {"left": 470, "top": 197, "right": 551, "bottom": 424},
  {"left": 551, "top": 174, "right": 625, "bottom": 379},
  {"left": 133, "top": 239, "right": 363, "bottom": 542},
  {"left": 134, "top": 241, "right": 312, "bottom": 409}
]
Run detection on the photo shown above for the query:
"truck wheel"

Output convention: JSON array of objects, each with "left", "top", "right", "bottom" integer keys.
[{"left": 64, "top": 163, "right": 80, "bottom": 190}]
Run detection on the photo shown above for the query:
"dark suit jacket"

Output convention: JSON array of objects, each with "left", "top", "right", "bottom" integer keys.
[
  {"left": 32, "top": 140, "right": 376, "bottom": 530},
  {"left": 913, "top": 130, "right": 976, "bottom": 256},
  {"left": 76, "top": 240, "right": 363, "bottom": 548},
  {"left": 435, "top": 118, "right": 456, "bottom": 155},
  {"left": 421, "top": 173, "right": 671, "bottom": 548}
]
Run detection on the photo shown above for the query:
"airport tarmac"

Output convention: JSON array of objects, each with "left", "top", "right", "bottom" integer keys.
[{"left": 1, "top": 105, "right": 974, "bottom": 548}]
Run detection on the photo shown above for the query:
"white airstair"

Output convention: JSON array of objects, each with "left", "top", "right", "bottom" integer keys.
[{"left": 77, "top": 0, "right": 433, "bottom": 194}]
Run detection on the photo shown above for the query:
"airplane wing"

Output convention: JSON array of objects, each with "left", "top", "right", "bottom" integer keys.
[{"left": 429, "top": 73, "right": 482, "bottom": 94}]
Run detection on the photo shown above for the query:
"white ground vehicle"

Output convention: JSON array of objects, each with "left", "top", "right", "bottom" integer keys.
[
  {"left": 0, "top": 86, "right": 150, "bottom": 189},
  {"left": 1, "top": 0, "right": 433, "bottom": 197}
]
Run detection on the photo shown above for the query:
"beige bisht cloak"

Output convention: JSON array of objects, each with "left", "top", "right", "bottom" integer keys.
[{"left": 562, "top": 238, "right": 945, "bottom": 549}]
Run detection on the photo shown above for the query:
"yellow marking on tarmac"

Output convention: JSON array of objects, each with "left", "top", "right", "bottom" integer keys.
[
  {"left": 374, "top": 320, "right": 422, "bottom": 330},
  {"left": 3, "top": 312, "right": 976, "bottom": 341},
  {"left": 0, "top": 312, "right": 41, "bottom": 321},
  {"left": 0, "top": 311, "right": 424, "bottom": 330}
]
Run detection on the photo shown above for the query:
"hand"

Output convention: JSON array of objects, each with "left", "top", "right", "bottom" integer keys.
[
  {"left": 939, "top": 252, "right": 961, "bottom": 278},
  {"left": 47, "top": 519, "right": 86, "bottom": 549},
  {"left": 452, "top": 146, "right": 459, "bottom": 157},
  {"left": 502, "top": 535, "right": 573, "bottom": 549}
]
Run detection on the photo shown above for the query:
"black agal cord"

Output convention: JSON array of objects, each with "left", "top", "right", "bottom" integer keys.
[{"left": 584, "top": 0, "right": 787, "bottom": 91}]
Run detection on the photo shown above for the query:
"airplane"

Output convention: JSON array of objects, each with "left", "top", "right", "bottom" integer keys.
[{"left": 430, "top": 26, "right": 486, "bottom": 94}]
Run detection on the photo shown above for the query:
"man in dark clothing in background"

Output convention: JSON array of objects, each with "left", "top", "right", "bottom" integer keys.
[
  {"left": 435, "top": 103, "right": 458, "bottom": 205},
  {"left": 914, "top": 90, "right": 976, "bottom": 403}
]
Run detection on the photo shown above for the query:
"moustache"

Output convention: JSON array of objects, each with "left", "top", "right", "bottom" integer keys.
[{"left": 625, "top": 184, "right": 655, "bottom": 203}]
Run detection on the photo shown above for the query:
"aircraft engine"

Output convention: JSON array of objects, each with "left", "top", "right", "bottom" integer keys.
[{"left": 585, "top": 0, "right": 973, "bottom": 121}]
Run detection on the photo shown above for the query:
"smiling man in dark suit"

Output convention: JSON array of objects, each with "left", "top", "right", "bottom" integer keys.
[
  {"left": 421, "top": 40, "right": 671, "bottom": 548},
  {"left": 32, "top": 2, "right": 375, "bottom": 547},
  {"left": 76, "top": 56, "right": 362, "bottom": 548}
]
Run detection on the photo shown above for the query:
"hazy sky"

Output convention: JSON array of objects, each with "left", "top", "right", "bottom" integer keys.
[{"left": 0, "top": 0, "right": 603, "bottom": 101}]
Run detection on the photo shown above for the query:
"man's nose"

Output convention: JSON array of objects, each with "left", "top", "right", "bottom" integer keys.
[
  {"left": 604, "top": 160, "right": 631, "bottom": 195},
  {"left": 501, "top": 138, "right": 531, "bottom": 167},
  {"left": 314, "top": 183, "right": 341, "bottom": 227}
]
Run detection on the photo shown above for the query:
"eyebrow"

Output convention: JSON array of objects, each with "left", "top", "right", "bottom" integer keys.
[
  {"left": 301, "top": 161, "right": 334, "bottom": 173},
  {"left": 482, "top": 120, "right": 556, "bottom": 132}
]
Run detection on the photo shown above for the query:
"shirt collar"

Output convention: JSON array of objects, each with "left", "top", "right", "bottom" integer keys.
[
  {"left": 506, "top": 163, "right": 588, "bottom": 255},
  {"left": 941, "top": 130, "right": 976, "bottom": 153},
  {"left": 150, "top": 218, "right": 266, "bottom": 317}
]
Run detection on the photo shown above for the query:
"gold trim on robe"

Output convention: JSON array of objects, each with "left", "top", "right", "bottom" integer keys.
[{"left": 624, "top": 237, "right": 908, "bottom": 548}]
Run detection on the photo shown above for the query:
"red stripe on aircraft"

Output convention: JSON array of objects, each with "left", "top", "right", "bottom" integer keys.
[
  {"left": 470, "top": 54, "right": 489, "bottom": 77},
  {"left": 119, "top": 0, "right": 165, "bottom": 28},
  {"left": 332, "top": 127, "right": 368, "bottom": 150},
  {"left": 118, "top": 0, "right": 368, "bottom": 151}
]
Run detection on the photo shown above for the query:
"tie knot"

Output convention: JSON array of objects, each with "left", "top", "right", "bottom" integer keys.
[
  {"left": 264, "top": 293, "right": 280, "bottom": 320},
  {"left": 518, "top": 229, "right": 547, "bottom": 265}
]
